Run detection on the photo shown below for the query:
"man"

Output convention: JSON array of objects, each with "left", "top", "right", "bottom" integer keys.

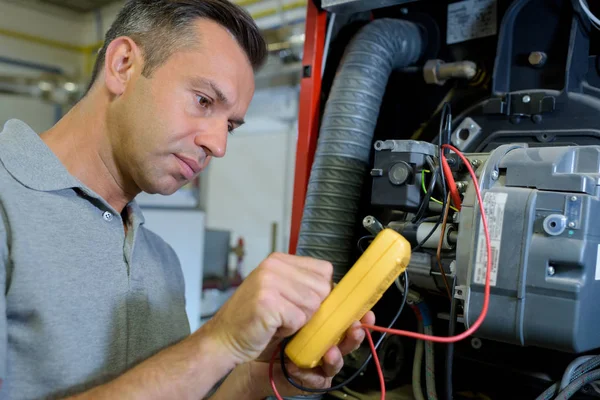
[{"left": 0, "top": 0, "right": 375, "bottom": 399}]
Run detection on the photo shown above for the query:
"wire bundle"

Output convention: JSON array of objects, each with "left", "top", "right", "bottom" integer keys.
[
  {"left": 536, "top": 355, "right": 600, "bottom": 400},
  {"left": 411, "top": 300, "right": 438, "bottom": 400}
]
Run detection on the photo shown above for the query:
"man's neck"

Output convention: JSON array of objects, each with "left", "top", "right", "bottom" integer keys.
[{"left": 40, "top": 92, "right": 138, "bottom": 213}]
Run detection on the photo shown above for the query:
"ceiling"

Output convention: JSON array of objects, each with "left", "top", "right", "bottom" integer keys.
[{"left": 37, "top": 0, "right": 118, "bottom": 13}]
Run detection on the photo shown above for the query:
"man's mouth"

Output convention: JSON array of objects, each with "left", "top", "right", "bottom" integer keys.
[{"left": 174, "top": 154, "right": 202, "bottom": 180}]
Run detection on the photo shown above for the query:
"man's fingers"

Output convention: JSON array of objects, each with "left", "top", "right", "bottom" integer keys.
[
  {"left": 337, "top": 312, "right": 376, "bottom": 356},
  {"left": 270, "top": 252, "right": 334, "bottom": 280},
  {"left": 322, "top": 346, "right": 344, "bottom": 377},
  {"left": 338, "top": 321, "right": 365, "bottom": 356},
  {"left": 278, "top": 277, "right": 329, "bottom": 323},
  {"left": 276, "top": 297, "right": 312, "bottom": 338},
  {"left": 361, "top": 311, "right": 376, "bottom": 326}
]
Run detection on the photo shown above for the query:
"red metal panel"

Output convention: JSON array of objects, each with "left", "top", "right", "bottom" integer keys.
[{"left": 288, "top": 2, "right": 327, "bottom": 254}]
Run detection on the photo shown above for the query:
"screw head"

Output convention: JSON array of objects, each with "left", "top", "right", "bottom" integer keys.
[
  {"left": 548, "top": 266, "right": 556, "bottom": 276},
  {"left": 571, "top": 196, "right": 577, "bottom": 201},
  {"left": 568, "top": 222, "right": 576, "bottom": 228},
  {"left": 471, "top": 338, "right": 483, "bottom": 349},
  {"left": 491, "top": 170, "right": 499, "bottom": 180},
  {"left": 522, "top": 95, "right": 531, "bottom": 103},
  {"left": 528, "top": 51, "right": 548, "bottom": 67}
]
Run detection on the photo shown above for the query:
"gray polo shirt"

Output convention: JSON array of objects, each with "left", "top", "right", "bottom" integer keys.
[{"left": 0, "top": 119, "right": 191, "bottom": 399}]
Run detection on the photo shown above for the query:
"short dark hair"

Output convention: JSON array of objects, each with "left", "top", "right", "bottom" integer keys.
[{"left": 88, "top": 0, "right": 267, "bottom": 88}]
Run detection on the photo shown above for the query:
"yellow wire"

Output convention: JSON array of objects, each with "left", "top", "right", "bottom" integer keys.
[{"left": 421, "top": 170, "right": 459, "bottom": 212}]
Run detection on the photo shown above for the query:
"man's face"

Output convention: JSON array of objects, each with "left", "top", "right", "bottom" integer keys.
[{"left": 109, "top": 19, "right": 255, "bottom": 195}]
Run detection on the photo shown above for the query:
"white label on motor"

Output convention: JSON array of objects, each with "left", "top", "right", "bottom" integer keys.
[
  {"left": 595, "top": 244, "right": 600, "bottom": 280},
  {"left": 474, "top": 191, "right": 508, "bottom": 286},
  {"left": 447, "top": 0, "right": 498, "bottom": 45}
]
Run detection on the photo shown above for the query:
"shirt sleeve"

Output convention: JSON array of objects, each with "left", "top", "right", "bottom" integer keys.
[{"left": 0, "top": 207, "right": 8, "bottom": 381}]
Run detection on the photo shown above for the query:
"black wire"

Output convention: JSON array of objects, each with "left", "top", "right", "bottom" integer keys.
[
  {"left": 413, "top": 103, "right": 452, "bottom": 253},
  {"left": 440, "top": 102, "right": 452, "bottom": 157},
  {"left": 446, "top": 276, "right": 458, "bottom": 400},
  {"left": 280, "top": 271, "right": 410, "bottom": 393},
  {"left": 412, "top": 164, "right": 438, "bottom": 223},
  {"left": 356, "top": 235, "right": 375, "bottom": 253},
  {"left": 428, "top": 155, "right": 446, "bottom": 199},
  {"left": 439, "top": 103, "right": 451, "bottom": 199},
  {"left": 412, "top": 195, "right": 445, "bottom": 252}
]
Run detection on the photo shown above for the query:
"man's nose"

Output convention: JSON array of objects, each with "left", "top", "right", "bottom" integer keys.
[{"left": 195, "top": 119, "right": 228, "bottom": 158}]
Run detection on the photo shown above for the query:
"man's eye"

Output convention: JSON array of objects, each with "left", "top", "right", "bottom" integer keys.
[
  {"left": 196, "top": 95, "right": 212, "bottom": 108},
  {"left": 228, "top": 124, "right": 235, "bottom": 133}
]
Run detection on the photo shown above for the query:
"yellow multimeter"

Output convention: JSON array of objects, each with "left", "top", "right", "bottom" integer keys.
[{"left": 285, "top": 228, "right": 411, "bottom": 369}]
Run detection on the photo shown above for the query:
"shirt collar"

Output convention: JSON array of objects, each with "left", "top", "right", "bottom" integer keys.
[
  {"left": 0, "top": 119, "right": 82, "bottom": 192},
  {"left": 0, "top": 119, "right": 145, "bottom": 225},
  {"left": 126, "top": 200, "right": 146, "bottom": 227}
]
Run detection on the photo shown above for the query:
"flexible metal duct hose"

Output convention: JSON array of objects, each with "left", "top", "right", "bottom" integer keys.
[{"left": 296, "top": 19, "right": 427, "bottom": 282}]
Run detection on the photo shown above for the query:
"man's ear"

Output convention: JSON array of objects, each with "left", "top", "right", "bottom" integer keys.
[{"left": 103, "top": 37, "right": 142, "bottom": 96}]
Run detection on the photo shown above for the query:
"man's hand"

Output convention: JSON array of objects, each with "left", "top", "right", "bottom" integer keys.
[
  {"left": 205, "top": 252, "right": 334, "bottom": 366},
  {"left": 207, "top": 312, "right": 377, "bottom": 400},
  {"left": 265, "top": 311, "right": 376, "bottom": 397}
]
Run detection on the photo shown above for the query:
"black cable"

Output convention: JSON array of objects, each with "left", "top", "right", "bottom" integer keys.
[
  {"left": 280, "top": 272, "right": 410, "bottom": 393},
  {"left": 427, "top": 155, "right": 446, "bottom": 201},
  {"left": 446, "top": 277, "right": 458, "bottom": 400},
  {"left": 356, "top": 235, "right": 375, "bottom": 253},
  {"left": 412, "top": 164, "right": 438, "bottom": 223},
  {"left": 412, "top": 103, "right": 452, "bottom": 253},
  {"left": 412, "top": 194, "right": 446, "bottom": 252},
  {"left": 439, "top": 102, "right": 451, "bottom": 155},
  {"left": 438, "top": 103, "right": 451, "bottom": 200}
]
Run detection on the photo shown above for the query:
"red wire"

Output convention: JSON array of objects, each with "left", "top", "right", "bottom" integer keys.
[
  {"left": 364, "top": 327, "right": 385, "bottom": 400},
  {"left": 269, "top": 344, "right": 283, "bottom": 400},
  {"left": 269, "top": 143, "right": 491, "bottom": 397},
  {"left": 441, "top": 153, "right": 462, "bottom": 210}
]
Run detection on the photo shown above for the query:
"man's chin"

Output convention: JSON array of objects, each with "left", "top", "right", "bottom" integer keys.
[{"left": 140, "top": 178, "right": 184, "bottom": 196}]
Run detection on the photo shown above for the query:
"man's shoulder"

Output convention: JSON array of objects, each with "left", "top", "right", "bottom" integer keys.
[{"left": 0, "top": 147, "right": 31, "bottom": 198}]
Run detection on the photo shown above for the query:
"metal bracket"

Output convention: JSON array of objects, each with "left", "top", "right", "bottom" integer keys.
[
  {"left": 478, "top": 143, "right": 528, "bottom": 191},
  {"left": 483, "top": 92, "right": 556, "bottom": 117},
  {"left": 451, "top": 117, "right": 482, "bottom": 151}
]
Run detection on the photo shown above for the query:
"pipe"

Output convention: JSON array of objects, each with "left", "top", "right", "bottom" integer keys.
[
  {"left": 295, "top": 18, "right": 426, "bottom": 281},
  {"left": 0, "top": 55, "right": 63, "bottom": 75},
  {"left": 413, "top": 320, "right": 426, "bottom": 400},
  {"left": 0, "top": 56, "right": 66, "bottom": 122},
  {"left": 419, "top": 302, "right": 438, "bottom": 400}
]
